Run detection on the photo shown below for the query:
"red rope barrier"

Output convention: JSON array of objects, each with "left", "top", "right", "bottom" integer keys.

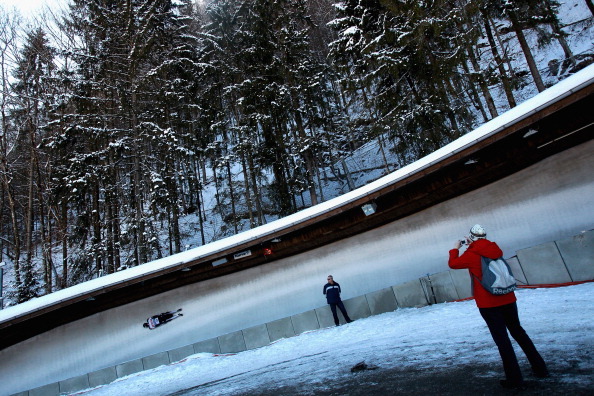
[
  {"left": 516, "top": 279, "right": 594, "bottom": 289},
  {"left": 452, "top": 280, "right": 593, "bottom": 302}
]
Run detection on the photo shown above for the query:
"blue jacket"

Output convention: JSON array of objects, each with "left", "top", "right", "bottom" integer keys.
[{"left": 323, "top": 282, "right": 342, "bottom": 304}]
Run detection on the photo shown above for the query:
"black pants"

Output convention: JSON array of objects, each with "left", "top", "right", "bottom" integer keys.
[
  {"left": 479, "top": 302, "right": 547, "bottom": 384},
  {"left": 329, "top": 301, "right": 352, "bottom": 325},
  {"left": 158, "top": 311, "right": 175, "bottom": 323}
]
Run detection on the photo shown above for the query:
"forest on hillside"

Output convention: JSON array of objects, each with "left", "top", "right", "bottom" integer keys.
[{"left": 0, "top": 0, "right": 592, "bottom": 305}]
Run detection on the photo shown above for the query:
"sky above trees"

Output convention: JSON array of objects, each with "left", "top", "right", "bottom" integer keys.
[{"left": 2, "top": 0, "right": 65, "bottom": 17}]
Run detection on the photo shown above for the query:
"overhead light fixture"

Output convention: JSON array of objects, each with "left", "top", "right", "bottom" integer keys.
[
  {"left": 181, "top": 267, "right": 191, "bottom": 272},
  {"left": 464, "top": 159, "right": 478, "bottom": 165},
  {"left": 271, "top": 238, "right": 281, "bottom": 243},
  {"left": 361, "top": 202, "right": 377, "bottom": 216},
  {"left": 523, "top": 129, "right": 538, "bottom": 138}
]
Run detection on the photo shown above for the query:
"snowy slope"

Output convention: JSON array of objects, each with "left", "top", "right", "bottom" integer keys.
[{"left": 71, "top": 283, "right": 594, "bottom": 396}]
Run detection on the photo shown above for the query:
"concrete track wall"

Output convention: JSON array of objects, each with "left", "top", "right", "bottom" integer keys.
[
  {"left": 12, "top": 228, "right": 594, "bottom": 396},
  {"left": 3, "top": 139, "right": 594, "bottom": 396}
]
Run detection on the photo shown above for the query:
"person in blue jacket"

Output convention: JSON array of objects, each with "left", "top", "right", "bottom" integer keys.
[{"left": 323, "top": 275, "right": 353, "bottom": 326}]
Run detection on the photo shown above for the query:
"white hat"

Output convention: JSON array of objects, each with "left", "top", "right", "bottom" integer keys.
[{"left": 469, "top": 224, "right": 486, "bottom": 241}]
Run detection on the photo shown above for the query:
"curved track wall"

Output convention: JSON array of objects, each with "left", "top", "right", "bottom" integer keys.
[{"left": 2, "top": 138, "right": 593, "bottom": 396}]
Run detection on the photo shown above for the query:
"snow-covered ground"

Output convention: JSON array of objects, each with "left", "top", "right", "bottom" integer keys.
[{"left": 71, "top": 283, "right": 594, "bottom": 396}]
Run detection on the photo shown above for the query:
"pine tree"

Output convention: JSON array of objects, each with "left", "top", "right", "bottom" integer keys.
[
  {"left": 485, "top": 0, "right": 546, "bottom": 92},
  {"left": 9, "top": 27, "right": 55, "bottom": 301},
  {"left": 202, "top": 0, "right": 336, "bottom": 218},
  {"left": 329, "top": 0, "right": 474, "bottom": 161},
  {"left": 47, "top": 0, "right": 209, "bottom": 280},
  {"left": 0, "top": 8, "right": 23, "bottom": 293}
]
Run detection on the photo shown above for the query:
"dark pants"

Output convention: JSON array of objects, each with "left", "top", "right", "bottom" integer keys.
[
  {"left": 158, "top": 311, "right": 174, "bottom": 323},
  {"left": 329, "top": 301, "right": 352, "bottom": 325},
  {"left": 479, "top": 302, "right": 547, "bottom": 384}
]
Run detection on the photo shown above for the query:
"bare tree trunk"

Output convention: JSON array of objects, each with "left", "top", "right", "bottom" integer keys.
[
  {"left": 555, "top": 34, "right": 574, "bottom": 64},
  {"left": 212, "top": 164, "right": 224, "bottom": 219},
  {"left": 231, "top": 107, "right": 256, "bottom": 228},
  {"left": 466, "top": 48, "right": 499, "bottom": 119},
  {"left": 60, "top": 201, "right": 68, "bottom": 288},
  {"left": 542, "top": 0, "right": 574, "bottom": 64},
  {"left": 292, "top": 102, "right": 318, "bottom": 207},
  {"left": 340, "top": 158, "right": 355, "bottom": 191},
  {"left": 377, "top": 135, "right": 391, "bottom": 173},
  {"left": 168, "top": 160, "right": 181, "bottom": 253},
  {"left": 104, "top": 150, "right": 121, "bottom": 273},
  {"left": 482, "top": 11, "right": 517, "bottom": 108},
  {"left": 40, "top": 210, "right": 52, "bottom": 292},
  {"left": 36, "top": 165, "right": 52, "bottom": 293},
  {"left": 462, "top": 61, "right": 490, "bottom": 123},
  {"left": 24, "top": 150, "right": 36, "bottom": 293},
  {"left": 92, "top": 183, "right": 102, "bottom": 274},
  {"left": 0, "top": 11, "right": 22, "bottom": 289},
  {"left": 247, "top": 153, "right": 265, "bottom": 225},
  {"left": 265, "top": 119, "right": 292, "bottom": 216},
  {"left": 106, "top": 193, "right": 115, "bottom": 274},
  {"left": 191, "top": 157, "right": 206, "bottom": 244},
  {"left": 240, "top": 152, "right": 256, "bottom": 228},
  {"left": 112, "top": 191, "right": 121, "bottom": 272},
  {"left": 130, "top": 82, "right": 146, "bottom": 266},
  {"left": 491, "top": 17, "right": 518, "bottom": 83},
  {"left": 508, "top": 11, "right": 546, "bottom": 92},
  {"left": 200, "top": 156, "right": 208, "bottom": 187},
  {"left": 305, "top": 112, "right": 327, "bottom": 203},
  {"left": 3, "top": 181, "right": 21, "bottom": 286},
  {"left": 225, "top": 161, "right": 238, "bottom": 234},
  {"left": 437, "top": 78, "right": 461, "bottom": 139},
  {"left": 585, "top": 0, "right": 594, "bottom": 17},
  {"left": 315, "top": 162, "right": 325, "bottom": 202}
]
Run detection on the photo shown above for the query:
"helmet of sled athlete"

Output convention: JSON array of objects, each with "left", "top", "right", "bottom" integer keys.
[{"left": 469, "top": 224, "right": 487, "bottom": 241}]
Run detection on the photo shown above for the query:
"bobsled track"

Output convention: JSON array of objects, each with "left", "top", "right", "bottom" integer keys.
[{"left": 2, "top": 65, "right": 594, "bottom": 395}]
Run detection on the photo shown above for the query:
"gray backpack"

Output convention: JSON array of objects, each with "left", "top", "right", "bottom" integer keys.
[{"left": 473, "top": 256, "right": 517, "bottom": 295}]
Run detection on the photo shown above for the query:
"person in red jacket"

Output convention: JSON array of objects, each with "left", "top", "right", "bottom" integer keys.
[{"left": 448, "top": 224, "right": 549, "bottom": 389}]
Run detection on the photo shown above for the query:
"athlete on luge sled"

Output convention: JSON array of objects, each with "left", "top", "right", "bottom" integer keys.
[{"left": 143, "top": 309, "right": 183, "bottom": 329}]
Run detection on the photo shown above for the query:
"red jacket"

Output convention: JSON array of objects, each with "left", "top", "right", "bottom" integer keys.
[{"left": 448, "top": 239, "right": 517, "bottom": 308}]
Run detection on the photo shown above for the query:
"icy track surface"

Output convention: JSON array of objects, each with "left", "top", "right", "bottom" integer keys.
[{"left": 72, "top": 283, "right": 594, "bottom": 396}]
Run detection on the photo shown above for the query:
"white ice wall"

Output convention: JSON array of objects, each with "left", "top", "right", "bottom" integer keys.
[{"left": 1, "top": 139, "right": 593, "bottom": 396}]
